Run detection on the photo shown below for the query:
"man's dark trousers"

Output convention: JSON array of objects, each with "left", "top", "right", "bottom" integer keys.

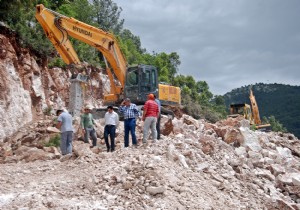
[
  {"left": 156, "top": 114, "right": 161, "bottom": 139},
  {"left": 104, "top": 125, "right": 116, "bottom": 151}
]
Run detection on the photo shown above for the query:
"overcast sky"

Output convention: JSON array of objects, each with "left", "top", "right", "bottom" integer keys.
[{"left": 114, "top": 0, "right": 300, "bottom": 95}]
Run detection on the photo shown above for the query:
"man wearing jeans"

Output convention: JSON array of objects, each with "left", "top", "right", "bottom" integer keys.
[
  {"left": 80, "top": 105, "right": 97, "bottom": 147},
  {"left": 119, "top": 98, "right": 140, "bottom": 148},
  {"left": 142, "top": 94, "right": 159, "bottom": 144},
  {"left": 56, "top": 109, "right": 73, "bottom": 155},
  {"left": 104, "top": 106, "right": 119, "bottom": 152}
]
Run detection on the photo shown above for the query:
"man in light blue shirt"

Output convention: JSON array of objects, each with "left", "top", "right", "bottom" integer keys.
[{"left": 56, "top": 109, "right": 73, "bottom": 155}]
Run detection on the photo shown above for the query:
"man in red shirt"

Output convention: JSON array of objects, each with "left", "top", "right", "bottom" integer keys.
[{"left": 142, "top": 94, "right": 159, "bottom": 144}]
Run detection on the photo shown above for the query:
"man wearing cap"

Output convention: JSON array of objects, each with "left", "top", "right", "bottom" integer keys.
[
  {"left": 142, "top": 94, "right": 159, "bottom": 144},
  {"left": 104, "top": 106, "right": 119, "bottom": 152},
  {"left": 80, "top": 105, "right": 97, "bottom": 147},
  {"left": 119, "top": 98, "right": 140, "bottom": 147},
  {"left": 56, "top": 109, "right": 73, "bottom": 155}
]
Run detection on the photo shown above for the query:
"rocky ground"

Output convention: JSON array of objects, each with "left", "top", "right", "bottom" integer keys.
[{"left": 1, "top": 115, "right": 300, "bottom": 210}]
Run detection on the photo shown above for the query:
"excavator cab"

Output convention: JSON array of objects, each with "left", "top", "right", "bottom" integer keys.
[
  {"left": 228, "top": 103, "right": 253, "bottom": 123},
  {"left": 124, "top": 64, "right": 158, "bottom": 105}
]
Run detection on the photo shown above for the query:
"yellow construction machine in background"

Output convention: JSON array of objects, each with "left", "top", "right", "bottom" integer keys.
[{"left": 228, "top": 89, "right": 271, "bottom": 131}]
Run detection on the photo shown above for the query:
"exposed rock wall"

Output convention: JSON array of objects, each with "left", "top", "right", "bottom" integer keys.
[
  {"left": 0, "top": 28, "right": 105, "bottom": 142},
  {"left": 0, "top": 34, "right": 32, "bottom": 140}
]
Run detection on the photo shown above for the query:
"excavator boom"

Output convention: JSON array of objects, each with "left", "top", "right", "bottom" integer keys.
[
  {"left": 249, "top": 89, "right": 261, "bottom": 125},
  {"left": 35, "top": 4, "right": 126, "bottom": 102}
]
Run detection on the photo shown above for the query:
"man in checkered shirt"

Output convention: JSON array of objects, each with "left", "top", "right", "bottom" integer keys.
[{"left": 119, "top": 98, "right": 140, "bottom": 147}]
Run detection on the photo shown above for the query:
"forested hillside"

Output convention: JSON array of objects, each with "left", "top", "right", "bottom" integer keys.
[
  {"left": 224, "top": 83, "right": 300, "bottom": 138},
  {"left": 0, "top": 0, "right": 226, "bottom": 122}
]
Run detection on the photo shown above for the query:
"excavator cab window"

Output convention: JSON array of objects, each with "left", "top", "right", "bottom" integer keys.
[
  {"left": 139, "top": 66, "right": 157, "bottom": 94},
  {"left": 141, "top": 70, "right": 151, "bottom": 92},
  {"left": 151, "top": 69, "right": 157, "bottom": 87},
  {"left": 126, "top": 71, "right": 138, "bottom": 86},
  {"left": 237, "top": 107, "right": 244, "bottom": 114}
]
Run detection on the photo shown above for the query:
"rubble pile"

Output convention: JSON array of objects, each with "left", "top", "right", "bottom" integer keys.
[{"left": 0, "top": 114, "right": 300, "bottom": 209}]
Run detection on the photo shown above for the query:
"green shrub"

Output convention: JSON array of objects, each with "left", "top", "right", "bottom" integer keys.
[
  {"left": 263, "top": 116, "right": 287, "bottom": 132},
  {"left": 45, "top": 134, "right": 60, "bottom": 147},
  {"left": 48, "top": 57, "right": 66, "bottom": 68},
  {"left": 250, "top": 124, "right": 257, "bottom": 131}
]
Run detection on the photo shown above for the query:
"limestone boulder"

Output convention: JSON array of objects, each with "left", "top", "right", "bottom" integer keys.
[
  {"left": 239, "top": 127, "right": 262, "bottom": 152},
  {"left": 73, "top": 141, "right": 94, "bottom": 157},
  {"left": 47, "top": 126, "right": 60, "bottom": 133},
  {"left": 161, "top": 119, "right": 173, "bottom": 136},
  {"left": 200, "top": 135, "right": 216, "bottom": 155},
  {"left": 224, "top": 128, "right": 243, "bottom": 144},
  {"left": 267, "top": 164, "right": 286, "bottom": 177},
  {"left": 182, "top": 114, "right": 199, "bottom": 129},
  {"left": 146, "top": 186, "right": 166, "bottom": 195}
]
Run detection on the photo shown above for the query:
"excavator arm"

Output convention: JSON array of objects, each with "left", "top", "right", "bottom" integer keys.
[
  {"left": 249, "top": 89, "right": 261, "bottom": 125},
  {"left": 35, "top": 4, "right": 127, "bottom": 102}
]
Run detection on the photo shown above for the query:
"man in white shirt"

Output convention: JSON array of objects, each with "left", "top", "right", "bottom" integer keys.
[{"left": 104, "top": 106, "right": 119, "bottom": 152}]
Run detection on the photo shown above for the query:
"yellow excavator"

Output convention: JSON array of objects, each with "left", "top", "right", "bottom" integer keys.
[
  {"left": 35, "top": 4, "right": 180, "bottom": 116},
  {"left": 228, "top": 89, "right": 271, "bottom": 131}
]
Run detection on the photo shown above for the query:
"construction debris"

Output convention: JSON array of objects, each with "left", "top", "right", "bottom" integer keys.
[{"left": 0, "top": 114, "right": 300, "bottom": 209}]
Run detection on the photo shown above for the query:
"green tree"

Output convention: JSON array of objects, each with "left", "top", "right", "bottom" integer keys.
[
  {"left": 92, "top": 0, "right": 124, "bottom": 34},
  {"left": 117, "top": 31, "right": 145, "bottom": 65},
  {"left": 152, "top": 52, "right": 180, "bottom": 83},
  {"left": 168, "top": 52, "right": 180, "bottom": 82},
  {"left": 119, "top": 29, "right": 145, "bottom": 54},
  {"left": 211, "top": 95, "right": 227, "bottom": 118},
  {"left": 75, "top": 0, "right": 93, "bottom": 23},
  {"left": 263, "top": 116, "right": 287, "bottom": 132}
]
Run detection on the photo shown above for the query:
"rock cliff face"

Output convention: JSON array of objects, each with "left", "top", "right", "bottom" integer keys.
[
  {"left": 0, "top": 28, "right": 105, "bottom": 141},
  {"left": 0, "top": 34, "right": 33, "bottom": 140},
  {"left": 0, "top": 29, "right": 68, "bottom": 141}
]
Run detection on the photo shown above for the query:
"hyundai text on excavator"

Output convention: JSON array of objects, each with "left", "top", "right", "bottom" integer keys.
[
  {"left": 35, "top": 4, "right": 180, "bottom": 116},
  {"left": 228, "top": 89, "right": 271, "bottom": 131}
]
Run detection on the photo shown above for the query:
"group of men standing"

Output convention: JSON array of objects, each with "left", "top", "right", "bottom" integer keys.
[
  {"left": 56, "top": 93, "right": 161, "bottom": 155},
  {"left": 119, "top": 94, "right": 161, "bottom": 148}
]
